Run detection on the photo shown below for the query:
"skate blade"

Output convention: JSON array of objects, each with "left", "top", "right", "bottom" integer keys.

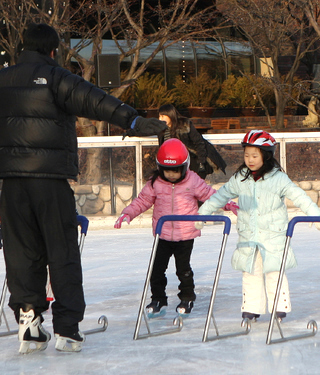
[
  {"left": 19, "top": 341, "right": 48, "bottom": 354},
  {"left": 177, "top": 311, "right": 190, "bottom": 319},
  {"left": 146, "top": 308, "right": 166, "bottom": 319},
  {"left": 55, "top": 337, "right": 84, "bottom": 352},
  {"left": 176, "top": 308, "right": 191, "bottom": 318},
  {"left": 241, "top": 317, "right": 257, "bottom": 326}
]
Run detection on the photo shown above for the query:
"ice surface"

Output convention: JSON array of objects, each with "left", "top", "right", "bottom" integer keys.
[{"left": 1, "top": 221, "right": 320, "bottom": 374}]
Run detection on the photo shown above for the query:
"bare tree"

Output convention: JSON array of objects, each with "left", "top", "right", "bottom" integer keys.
[
  {"left": 216, "top": 0, "right": 320, "bottom": 128},
  {"left": 0, "top": 0, "right": 40, "bottom": 65},
  {"left": 293, "top": 0, "right": 320, "bottom": 38},
  {"left": 0, "top": 0, "right": 218, "bottom": 183},
  {"left": 63, "top": 0, "right": 217, "bottom": 183}
]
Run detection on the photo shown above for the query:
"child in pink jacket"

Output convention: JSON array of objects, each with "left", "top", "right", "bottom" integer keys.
[{"left": 115, "top": 139, "right": 237, "bottom": 317}]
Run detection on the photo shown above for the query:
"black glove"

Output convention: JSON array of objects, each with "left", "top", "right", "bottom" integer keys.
[
  {"left": 198, "top": 163, "right": 206, "bottom": 173},
  {"left": 123, "top": 116, "right": 168, "bottom": 139},
  {"left": 197, "top": 163, "right": 207, "bottom": 179}
]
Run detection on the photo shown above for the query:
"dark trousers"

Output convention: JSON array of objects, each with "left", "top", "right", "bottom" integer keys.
[
  {"left": 150, "top": 238, "right": 196, "bottom": 304},
  {"left": 0, "top": 178, "right": 85, "bottom": 336}
]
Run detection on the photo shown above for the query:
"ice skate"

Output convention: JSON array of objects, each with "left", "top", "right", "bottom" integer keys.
[
  {"left": 18, "top": 308, "right": 51, "bottom": 354},
  {"left": 55, "top": 331, "right": 85, "bottom": 352},
  {"left": 146, "top": 300, "right": 167, "bottom": 319},
  {"left": 242, "top": 312, "right": 260, "bottom": 322},
  {"left": 176, "top": 301, "right": 193, "bottom": 317}
]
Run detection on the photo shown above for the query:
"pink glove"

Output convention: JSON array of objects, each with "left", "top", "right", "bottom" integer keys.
[
  {"left": 114, "top": 214, "right": 131, "bottom": 228},
  {"left": 223, "top": 200, "right": 239, "bottom": 216}
]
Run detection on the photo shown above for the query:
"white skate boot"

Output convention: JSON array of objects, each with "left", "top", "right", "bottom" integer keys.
[
  {"left": 18, "top": 308, "right": 51, "bottom": 354},
  {"left": 55, "top": 331, "right": 85, "bottom": 352}
]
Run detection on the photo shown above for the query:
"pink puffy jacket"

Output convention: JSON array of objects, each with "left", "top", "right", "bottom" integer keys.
[{"left": 122, "top": 170, "right": 216, "bottom": 241}]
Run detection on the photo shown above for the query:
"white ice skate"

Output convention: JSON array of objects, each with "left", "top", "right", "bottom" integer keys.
[
  {"left": 55, "top": 331, "right": 85, "bottom": 352},
  {"left": 18, "top": 308, "right": 51, "bottom": 354}
]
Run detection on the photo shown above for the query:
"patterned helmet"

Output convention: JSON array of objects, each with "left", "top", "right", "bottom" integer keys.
[
  {"left": 242, "top": 130, "right": 277, "bottom": 154},
  {"left": 156, "top": 138, "right": 190, "bottom": 176}
]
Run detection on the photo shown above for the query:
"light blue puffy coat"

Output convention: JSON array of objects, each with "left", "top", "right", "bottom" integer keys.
[{"left": 199, "top": 167, "right": 320, "bottom": 274}]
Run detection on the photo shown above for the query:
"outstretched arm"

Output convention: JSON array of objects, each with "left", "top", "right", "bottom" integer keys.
[{"left": 54, "top": 69, "right": 167, "bottom": 137}]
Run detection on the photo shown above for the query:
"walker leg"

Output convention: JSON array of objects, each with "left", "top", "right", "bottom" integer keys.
[
  {"left": 134, "top": 234, "right": 183, "bottom": 340},
  {"left": 0, "top": 278, "right": 18, "bottom": 337},
  {"left": 83, "top": 315, "right": 108, "bottom": 335},
  {"left": 266, "top": 217, "right": 319, "bottom": 344},
  {"left": 203, "top": 234, "right": 251, "bottom": 342}
]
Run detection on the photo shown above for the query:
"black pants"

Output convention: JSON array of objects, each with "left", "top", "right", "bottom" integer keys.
[
  {"left": 150, "top": 238, "right": 196, "bottom": 304},
  {"left": 0, "top": 178, "right": 85, "bottom": 336}
]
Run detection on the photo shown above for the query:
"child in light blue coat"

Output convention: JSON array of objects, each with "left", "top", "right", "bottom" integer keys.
[{"left": 198, "top": 130, "right": 320, "bottom": 321}]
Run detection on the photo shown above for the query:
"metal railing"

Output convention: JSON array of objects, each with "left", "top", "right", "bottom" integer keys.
[{"left": 78, "top": 132, "right": 320, "bottom": 198}]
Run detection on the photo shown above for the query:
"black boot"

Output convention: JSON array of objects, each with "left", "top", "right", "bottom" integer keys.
[
  {"left": 146, "top": 300, "right": 167, "bottom": 318},
  {"left": 242, "top": 312, "right": 260, "bottom": 321},
  {"left": 176, "top": 301, "right": 194, "bottom": 316}
]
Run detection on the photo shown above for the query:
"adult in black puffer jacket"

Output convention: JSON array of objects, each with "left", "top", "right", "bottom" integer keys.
[{"left": 0, "top": 23, "right": 166, "bottom": 354}]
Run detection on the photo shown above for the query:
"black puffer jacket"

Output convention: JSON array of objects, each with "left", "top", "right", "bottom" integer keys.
[{"left": 0, "top": 51, "right": 138, "bottom": 180}]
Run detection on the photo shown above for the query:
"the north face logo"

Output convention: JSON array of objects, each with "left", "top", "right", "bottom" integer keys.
[{"left": 33, "top": 77, "right": 47, "bottom": 85}]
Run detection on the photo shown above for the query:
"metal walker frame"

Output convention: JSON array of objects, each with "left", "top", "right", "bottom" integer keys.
[
  {"left": 201, "top": 216, "right": 251, "bottom": 342},
  {"left": 266, "top": 216, "right": 320, "bottom": 345},
  {"left": 0, "top": 278, "right": 15, "bottom": 337},
  {"left": 133, "top": 214, "right": 247, "bottom": 341},
  {"left": 0, "top": 215, "right": 107, "bottom": 337}
]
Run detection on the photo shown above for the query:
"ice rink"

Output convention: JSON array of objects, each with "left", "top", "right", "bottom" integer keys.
[{"left": 1, "top": 220, "right": 320, "bottom": 374}]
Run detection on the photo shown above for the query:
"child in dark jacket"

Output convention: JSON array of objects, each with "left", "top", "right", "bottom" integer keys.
[{"left": 158, "top": 104, "right": 226, "bottom": 179}]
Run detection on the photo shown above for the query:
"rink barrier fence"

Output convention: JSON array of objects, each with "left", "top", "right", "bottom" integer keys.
[{"left": 76, "top": 132, "right": 320, "bottom": 216}]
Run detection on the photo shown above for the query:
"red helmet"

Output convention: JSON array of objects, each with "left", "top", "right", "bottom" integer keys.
[
  {"left": 242, "top": 130, "right": 277, "bottom": 154},
  {"left": 156, "top": 139, "right": 190, "bottom": 176}
]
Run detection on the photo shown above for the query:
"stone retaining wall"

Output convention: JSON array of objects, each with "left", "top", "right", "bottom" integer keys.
[
  {"left": 72, "top": 179, "right": 320, "bottom": 216},
  {"left": 72, "top": 182, "right": 135, "bottom": 215}
]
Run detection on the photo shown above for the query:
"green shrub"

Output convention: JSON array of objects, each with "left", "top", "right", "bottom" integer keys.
[
  {"left": 173, "top": 68, "right": 220, "bottom": 107},
  {"left": 133, "top": 73, "right": 176, "bottom": 108},
  {"left": 216, "top": 74, "right": 274, "bottom": 108}
]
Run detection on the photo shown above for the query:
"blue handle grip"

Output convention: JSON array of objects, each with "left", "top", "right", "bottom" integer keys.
[
  {"left": 77, "top": 215, "right": 89, "bottom": 235},
  {"left": 155, "top": 215, "right": 231, "bottom": 235},
  {"left": 286, "top": 216, "right": 320, "bottom": 237}
]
